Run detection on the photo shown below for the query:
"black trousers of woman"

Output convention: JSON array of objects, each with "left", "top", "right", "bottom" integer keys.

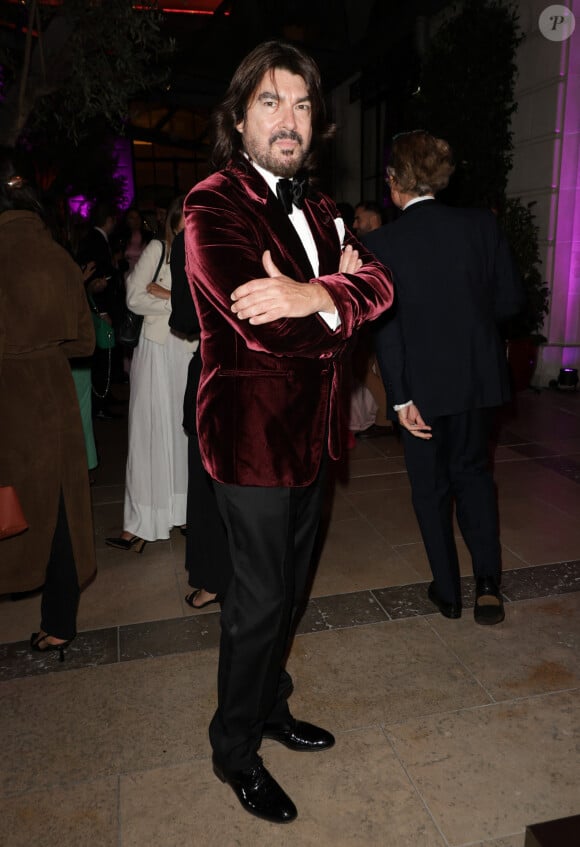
[
  {"left": 209, "top": 466, "right": 326, "bottom": 773},
  {"left": 183, "top": 353, "right": 232, "bottom": 596},
  {"left": 185, "top": 429, "right": 232, "bottom": 595},
  {"left": 41, "top": 491, "right": 80, "bottom": 640}
]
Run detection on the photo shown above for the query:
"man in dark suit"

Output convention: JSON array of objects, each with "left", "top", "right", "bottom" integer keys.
[
  {"left": 184, "top": 41, "right": 394, "bottom": 824},
  {"left": 77, "top": 203, "right": 120, "bottom": 419},
  {"left": 366, "top": 130, "right": 523, "bottom": 627}
]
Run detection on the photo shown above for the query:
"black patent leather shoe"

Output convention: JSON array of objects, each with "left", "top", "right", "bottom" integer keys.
[
  {"left": 262, "top": 718, "right": 335, "bottom": 752},
  {"left": 212, "top": 757, "right": 297, "bottom": 823},
  {"left": 474, "top": 577, "right": 505, "bottom": 625},
  {"left": 427, "top": 582, "right": 462, "bottom": 619}
]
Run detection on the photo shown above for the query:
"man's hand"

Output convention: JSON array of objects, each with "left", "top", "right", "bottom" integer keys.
[
  {"left": 338, "top": 244, "right": 362, "bottom": 275},
  {"left": 397, "top": 403, "right": 432, "bottom": 440},
  {"left": 231, "top": 250, "right": 335, "bottom": 325}
]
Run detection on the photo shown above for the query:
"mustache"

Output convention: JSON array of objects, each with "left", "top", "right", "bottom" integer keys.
[{"left": 270, "top": 130, "right": 303, "bottom": 145}]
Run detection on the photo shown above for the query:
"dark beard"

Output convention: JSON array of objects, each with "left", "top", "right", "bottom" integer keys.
[{"left": 245, "top": 130, "right": 308, "bottom": 177}]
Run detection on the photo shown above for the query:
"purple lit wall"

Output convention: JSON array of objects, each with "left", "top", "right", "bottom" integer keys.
[
  {"left": 113, "top": 136, "right": 135, "bottom": 211},
  {"left": 549, "top": 2, "right": 580, "bottom": 370},
  {"left": 67, "top": 136, "right": 135, "bottom": 219},
  {"left": 68, "top": 196, "right": 92, "bottom": 218}
]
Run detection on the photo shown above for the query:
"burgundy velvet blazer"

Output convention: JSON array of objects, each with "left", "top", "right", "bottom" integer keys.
[{"left": 184, "top": 157, "right": 393, "bottom": 487}]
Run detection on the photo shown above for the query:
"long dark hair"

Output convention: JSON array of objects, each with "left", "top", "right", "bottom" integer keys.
[
  {"left": 164, "top": 194, "right": 185, "bottom": 258},
  {"left": 0, "top": 147, "right": 43, "bottom": 216},
  {"left": 210, "top": 40, "right": 334, "bottom": 173}
]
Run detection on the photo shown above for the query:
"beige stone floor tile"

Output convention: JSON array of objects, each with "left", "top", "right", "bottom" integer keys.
[
  {"left": 496, "top": 462, "right": 580, "bottom": 517},
  {"left": 497, "top": 495, "right": 580, "bottom": 565},
  {"left": 120, "top": 728, "right": 447, "bottom": 847},
  {"left": 77, "top": 553, "right": 184, "bottom": 630},
  {"left": 538, "top": 437, "right": 580, "bottom": 453},
  {"left": 474, "top": 837, "right": 524, "bottom": 847},
  {"left": 0, "top": 651, "right": 217, "bottom": 796},
  {"left": 92, "top": 501, "right": 128, "bottom": 547},
  {"left": 0, "top": 777, "right": 118, "bottom": 847},
  {"left": 91, "top": 483, "right": 124, "bottom": 507},
  {"left": 429, "top": 594, "right": 580, "bottom": 701},
  {"left": 533, "top": 476, "right": 580, "bottom": 519},
  {"left": 322, "top": 488, "right": 359, "bottom": 521},
  {"left": 344, "top": 490, "right": 423, "bottom": 545},
  {"left": 493, "top": 461, "right": 546, "bottom": 489},
  {"left": 386, "top": 690, "right": 580, "bottom": 846},
  {"left": 504, "top": 393, "right": 580, "bottom": 442},
  {"left": 350, "top": 435, "right": 405, "bottom": 459},
  {"left": 287, "top": 620, "right": 490, "bottom": 730},
  {"left": 340, "top": 470, "right": 411, "bottom": 494},
  {"left": 394, "top": 539, "right": 526, "bottom": 581},
  {"left": 494, "top": 447, "right": 533, "bottom": 462},
  {"left": 310, "top": 516, "right": 423, "bottom": 596},
  {"left": 0, "top": 593, "right": 41, "bottom": 644},
  {"left": 347, "top": 456, "right": 409, "bottom": 479}
]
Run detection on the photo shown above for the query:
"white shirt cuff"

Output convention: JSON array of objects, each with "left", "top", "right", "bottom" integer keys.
[
  {"left": 318, "top": 310, "right": 341, "bottom": 331},
  {"left": 393, "top": 400, "right": 413, "bottom": 411}
]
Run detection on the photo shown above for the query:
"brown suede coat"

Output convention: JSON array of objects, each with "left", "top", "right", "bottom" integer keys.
[{"left": 0, "top": 211, "right": 97, "bottom": 593}]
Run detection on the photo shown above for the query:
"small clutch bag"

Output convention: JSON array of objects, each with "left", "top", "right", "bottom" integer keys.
[{"left": 0, "top": 485, "right": 29, "bottom": 540}]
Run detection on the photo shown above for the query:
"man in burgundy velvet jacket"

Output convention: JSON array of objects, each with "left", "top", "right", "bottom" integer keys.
[{"left": 184, "top": 41, "right": 393, "bottom": 824}]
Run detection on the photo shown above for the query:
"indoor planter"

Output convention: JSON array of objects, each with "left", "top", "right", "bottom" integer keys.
[{"left": 499, "top": 198, "right": 550, "bottom": 391}]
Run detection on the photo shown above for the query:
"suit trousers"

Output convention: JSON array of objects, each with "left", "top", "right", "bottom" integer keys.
[
  {"left": 210, "top": 467, "right": 326, "bottom": 772},
  {"left": 402, "top": 408, "right": 501, "bottom": 604}
]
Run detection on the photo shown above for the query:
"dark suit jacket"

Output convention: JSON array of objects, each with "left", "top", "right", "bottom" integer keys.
[
  {"left": 184, "top": 156, "right": 394, "bottom": 487},
  {"left": 77, "top": 227, "right": 117, "bottom": 315},
  {"left": 365, "top": 200, "right": 524, "bottom": 421}
]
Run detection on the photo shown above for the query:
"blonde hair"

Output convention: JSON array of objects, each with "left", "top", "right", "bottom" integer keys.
[{"left": 387, "top": 130, "right": 455, "bottom": 196}]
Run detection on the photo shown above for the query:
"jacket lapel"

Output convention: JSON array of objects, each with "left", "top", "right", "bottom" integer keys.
[{"left": 303, "top": 194, "right": 341, "bottom": 277}]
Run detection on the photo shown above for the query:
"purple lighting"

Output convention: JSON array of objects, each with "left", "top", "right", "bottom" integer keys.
[
  {"left": 550, "top": 3, "right": 580, "bottom": 371},
  {"left": 113, "top": 136, "right": 134, "bottom": 211},
  {"left": 68, "top": 195, "right": 92, "bottom": 218}
]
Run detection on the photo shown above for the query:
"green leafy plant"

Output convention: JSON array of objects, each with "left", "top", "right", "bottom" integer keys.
[
  {"left": 0, "top": 0, "right": 173, "bottom": 147},
  {"left": 499, "top": 198, "right": 550, "bottom": 342},
  {"left": 409, "top": 0, "right": 523, "bottom": 208}
]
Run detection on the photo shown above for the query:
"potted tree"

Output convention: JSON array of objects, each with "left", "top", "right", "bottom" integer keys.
[{"left": 499, "top": 198, "right": 550, "bottom": 390}]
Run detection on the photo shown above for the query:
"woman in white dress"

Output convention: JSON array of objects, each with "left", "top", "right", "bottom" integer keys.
[{"left": 105, "top": 195, "right": 197, "bottom": 551}]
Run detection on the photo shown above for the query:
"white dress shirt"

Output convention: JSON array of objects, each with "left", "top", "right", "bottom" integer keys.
[{"left": 252, "top": 161, "right": 340, "bottom": 330}]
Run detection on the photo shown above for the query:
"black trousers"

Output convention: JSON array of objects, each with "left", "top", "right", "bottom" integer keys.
[
  {"left": 40, "top": 492, "right": 80, "bottom": 640},
  {"left": 402, "top": 408, "right": 501, "bottom": 605},
  {"left": 210, "top": 467, "right": 326, "bottom": 772},
  {"left": 185, "top": 431, "right": 232, "bottom": 595},
  {"left": 183, "top": 354, "right": 232, "bottom": 595},
  {"left": 90, "top": 347, "right": 112, "bottom": 412}
]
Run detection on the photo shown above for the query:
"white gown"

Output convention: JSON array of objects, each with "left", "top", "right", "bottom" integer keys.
[{"left": 122, "top": 238, "right": 197, "bottom": 541}]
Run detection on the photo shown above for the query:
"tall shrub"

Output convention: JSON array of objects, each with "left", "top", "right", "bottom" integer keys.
[{"left": 411, "top": 0, "right": 523, "bottom": 208}]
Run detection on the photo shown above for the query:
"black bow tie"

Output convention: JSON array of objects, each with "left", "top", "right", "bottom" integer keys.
[{"left": 276, "top": 176, "right": 308, "bottom": 214}]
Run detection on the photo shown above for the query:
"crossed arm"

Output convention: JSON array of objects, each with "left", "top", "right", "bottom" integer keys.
[{"left": 230, "top": 245, "right": 362, "bottom": 324}]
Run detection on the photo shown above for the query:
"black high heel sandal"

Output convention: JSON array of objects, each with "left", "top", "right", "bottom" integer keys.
[
  {"left": 185, "top": 590, "right": 221, "bottom": 610},
  {"left": 30, "top": 632, "right": 73, "bottom": 663},
  {"left": 105, "top": 535, "right": 147, "bottom": 553}
]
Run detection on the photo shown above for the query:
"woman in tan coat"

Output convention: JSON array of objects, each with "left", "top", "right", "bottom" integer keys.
[{"left": 0, "top": 149, "right": 97, "bottom": 660}]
